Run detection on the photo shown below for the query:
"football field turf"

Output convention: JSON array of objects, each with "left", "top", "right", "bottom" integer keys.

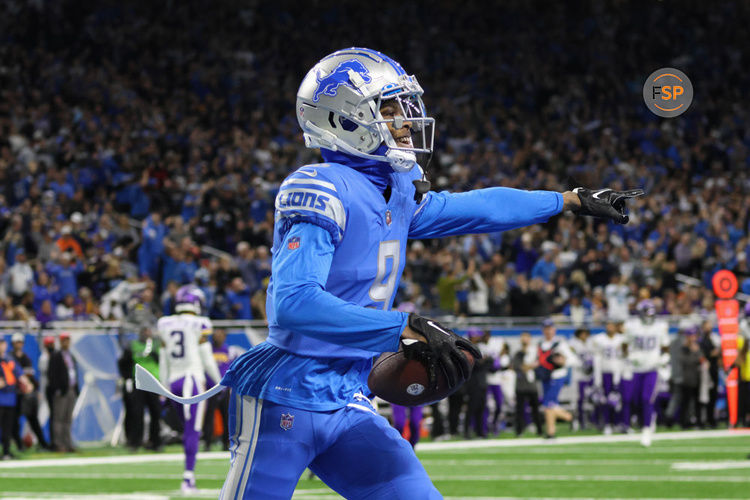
[{"left": 1, "top": 430, "right": 749, "bottom": 499}]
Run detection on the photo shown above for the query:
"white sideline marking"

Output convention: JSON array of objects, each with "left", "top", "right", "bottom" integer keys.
[
  {"left": 454, "top": 446, "right": 750, "bottom": 455},
  {"left": 2, "top": 429, "right": 748, "bottom": 470},
  {"left": 0, "top": 472, "right": 226, "bottom": 480},
  {"left": 0, "top": 494, "right": 169, "bottom": 500},
  {"left": 416, "top": 429, "right": 750, "bottom": 451},
  {"left": 422, "top": 458, "right": 679, "bottom": 466},
  {"left": 0, "top": 451, "right": 229, "bottom": 469},
  {"left": 431, "top": 474, "right": 750, "bottom": 483},
  {"left": 672, "top": 460, "right": 750, "bottom": 471}
]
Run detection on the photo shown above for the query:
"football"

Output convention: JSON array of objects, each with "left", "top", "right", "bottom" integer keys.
[{"left": 368, "top": 344, "right": 475, "bottom": 406}]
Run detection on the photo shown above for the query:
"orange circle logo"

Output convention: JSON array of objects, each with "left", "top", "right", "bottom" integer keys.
[
  {"left": 712, "top": 269, "right": 738, "bottom": 299},
  {"left": 643, "top": 68, "right": 693, "bottom": 118}
]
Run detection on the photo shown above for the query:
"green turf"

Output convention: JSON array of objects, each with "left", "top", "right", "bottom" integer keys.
[{"left": 2, "top": 435, "right": 749, "bottom": 498}]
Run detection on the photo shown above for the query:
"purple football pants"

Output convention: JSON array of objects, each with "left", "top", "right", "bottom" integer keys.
[
  {"left": 170, "top": 376, "right": 205, "bottom": 472},
  {"left": 620, "top": 371, "right": 658, "bottom": 428},
  {"left": 483, "top": 385, "right": 504, "bottom": 434},
  {"left": 578, "top": 379, "right": 592, "bottom": 427},
  {"left": 391, "top": 405, "right": 423, "bottom": 447},
  {"left": 601, "top": 372, "right": 616, "bottom": 426}
]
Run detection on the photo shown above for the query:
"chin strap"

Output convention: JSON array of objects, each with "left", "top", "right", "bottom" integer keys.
[
  {"left": 304, "top": 120, "right": 432, "bottom": 202},
  {"left": 304, "top": 121, "right": 417, "bottom": 172},
  {"left": 413, "top": 174, "right": 431, "bottom": 203}
]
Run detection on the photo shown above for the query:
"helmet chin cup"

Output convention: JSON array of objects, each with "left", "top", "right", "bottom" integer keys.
[{"left": 385, "top": 148, "right": 417, "bottom": 172}]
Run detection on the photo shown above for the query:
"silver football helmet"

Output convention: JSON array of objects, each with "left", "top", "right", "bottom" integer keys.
[{"left": 296, "top": 47, "right": 435, "bottom": 172}]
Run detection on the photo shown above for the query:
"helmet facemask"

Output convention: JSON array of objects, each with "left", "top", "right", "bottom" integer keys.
[
  {"left": 370, "top": 85, "right": 435, "bottom": 172},
  {"left": 299, "top": 67, "right": 434, "bottom": 173}
]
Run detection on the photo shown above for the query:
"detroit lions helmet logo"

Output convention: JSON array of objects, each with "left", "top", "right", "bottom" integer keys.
[{"left": 313, "top": 59, "right": 372, "bottom": 103}]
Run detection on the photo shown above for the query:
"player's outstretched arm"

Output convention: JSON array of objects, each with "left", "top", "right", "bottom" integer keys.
[
  {"left": 408, "top": 186, "right": 643, "bottom": 239},
  {"left": 570, "top": 187, "right": 644, "bottom": 224},
  {"left": 272, "top": 222, "right": 408, "bottom": 354}
]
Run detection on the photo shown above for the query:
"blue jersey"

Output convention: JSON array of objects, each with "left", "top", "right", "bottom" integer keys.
[{"left": 223, "top": 156, "right": 563, "bottom": 411}]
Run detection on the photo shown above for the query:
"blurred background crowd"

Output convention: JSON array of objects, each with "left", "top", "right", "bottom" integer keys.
[
  {"left": 0, "top": 0, "right": 749, "bottom": 326},
  {"left": 0, "top": 0, "right": 749, "bottom": 460}
]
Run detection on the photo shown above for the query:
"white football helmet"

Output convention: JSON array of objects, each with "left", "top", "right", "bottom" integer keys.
[{"left": 296, "top": 47, "right": 434, "bottom": 172}]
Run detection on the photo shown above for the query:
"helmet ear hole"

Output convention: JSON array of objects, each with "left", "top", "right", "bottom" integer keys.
[{"left": 338, "top": 116, "right": 358, "bottom": 132}]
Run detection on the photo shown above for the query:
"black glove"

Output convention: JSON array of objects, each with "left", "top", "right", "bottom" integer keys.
[
  {"left": 401, "top": 314, "right": 482, "bottom": 390},
  {"left": 572, "top": 187, "right": 644, "bottom": 224}
]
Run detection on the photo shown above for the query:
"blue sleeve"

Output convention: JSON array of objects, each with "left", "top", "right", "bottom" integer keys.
[
  {"left": 272, "top": 222, "right": 407, "bottom": 353},
  {"left": 275, "top": 167, "right": 348, "bottom": 246},
  {"left": 409, "top": 187, "right": 563, "bottom": 239}
]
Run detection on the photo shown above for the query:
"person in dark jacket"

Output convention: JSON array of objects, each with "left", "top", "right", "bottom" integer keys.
[
  {"left": 463, "top": 328, "right": 494, "bottom": 438},
  {"left": 513, "top": 331, "right": 543, "bottom": 436},
  {"left": 698, "top": 319, "right": 720, "bottom": 428},
  {"left": 680, "top": 327, "right": 704, "bottom": 428},
  {"left": 10, "top": 333, "right": 50, "bottom": 450},
  {"left": 48, "top": 332, "right": 79, "bottom": 452},
  {"left": 118, "top": 327, "right": 162, "bottom": 451}
]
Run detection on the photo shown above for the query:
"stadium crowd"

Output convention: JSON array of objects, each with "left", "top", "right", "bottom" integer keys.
[
  {"left": 1, "top": 0, "right": 749, "bottom": 325},
  {"left": 1, "top": 0, "right": 750, "bottom": 455}
]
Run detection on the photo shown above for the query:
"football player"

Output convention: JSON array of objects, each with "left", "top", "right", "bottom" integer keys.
[
  {"left": 537, "top": 318, "right": 578, "bottom": 438},
  {"left": 622, "top": 299, "right": 669, "bottom": 446},
  {"left": 390, "top": 403, "right": 423, "bottom": 448},
  {"left": 157, "top": 285, "right": 221, "bottom": 493},
  {"left": 568, "top": 327, "right": 593, "bottom": 430},
  {"left": 215, "top": 48, "right": 642, "bottom": 497},
  {"left": 591, "top": 319, "right": 625, "bottom": 435}
]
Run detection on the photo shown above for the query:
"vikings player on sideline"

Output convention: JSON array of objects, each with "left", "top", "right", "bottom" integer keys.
[
  {"left": 157, "top": 285, "right": 221, "bottom": 493},
  {"left": 592, "top": 319, "right": 625, "bottom": 435},
  {"left": 622, "top": 299, "right": 669, "bottom": 447},
  {"left": 212, "top": 48, "right": 643, "bottom": 498}
]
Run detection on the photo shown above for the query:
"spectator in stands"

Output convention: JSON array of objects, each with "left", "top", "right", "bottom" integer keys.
[
  {"left": 35, "top": 299, "right": 55, "bottom": 327},
  {"left": 531, "top": 248, "right": 557, "bottom": 283},
  {"left": 56, "top": 225, "right": 83, "bottom": 259},
  {"left": 225, "top": 277, "right": 252, "bottom": 320},
  {"left": 10, "top": 332, "right": 49, "bottom": 450},
  {"left": 8, "top": 249, "right": 32, "bottom": 304},
  {"left": 125, "top": 287, "right": 158, "bottom": 332},
  {"left": 55, "top": 294, "right": 75, "bottom": 320},
  {"left": 48, "top": 332, "right": 79, "bottom": 452},
  {"left": 31, "top": 271, "right": 58, "bottom": 313},
  {"left": 604, "top": 274, "right": 631, "bottom": 323}
]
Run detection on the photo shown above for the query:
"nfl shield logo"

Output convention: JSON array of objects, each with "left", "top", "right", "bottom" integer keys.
[
  {"left": 385, "top": 210, "right": 392, "bottom": 226},
  {"left": 280, "top": 412, "right": 294, "bottom": 431},
  {"left": 287, "top": 237, "right": 300, "bottom": 250}
]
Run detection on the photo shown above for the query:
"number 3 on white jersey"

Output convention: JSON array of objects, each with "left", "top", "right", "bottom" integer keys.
[{"left": 368, "top": 240, "right": 400, "bottom": 310}]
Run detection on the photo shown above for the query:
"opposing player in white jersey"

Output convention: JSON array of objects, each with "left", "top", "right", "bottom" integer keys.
[
  {"left": 592, "top": 319, "right": 625, "bottom": 434},
  {"left": 481, "top": 335, "right": 509, "bottom": 435},
  {"left": 622, "top": 299, "right": 669, "bottom": 446},
  {"left": 157, "top": 285, "right": 221, "bottom": 493},
  {"left": 568, "top": 328, "right": 593, "bottom": 430}
]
